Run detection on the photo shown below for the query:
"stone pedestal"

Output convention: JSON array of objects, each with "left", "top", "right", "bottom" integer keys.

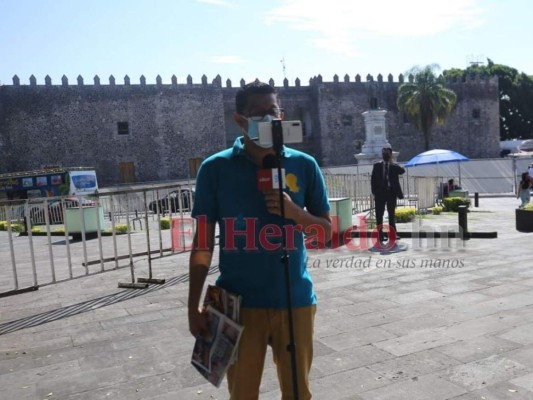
[{"left": 355, "top": 109, "right": 398, "bottom": 164}]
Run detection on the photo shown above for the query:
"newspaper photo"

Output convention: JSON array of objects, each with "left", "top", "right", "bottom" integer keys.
[
  {"left": 203, "top": 284, "right": 242, "bottom": 321},
  {"left": 190, "top": 305, "right": 244, "bottom": 387}
]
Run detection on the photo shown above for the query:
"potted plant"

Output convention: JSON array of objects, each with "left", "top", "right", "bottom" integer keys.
[
  {"left": 442, "top": 197, "right": 471, "bottom": 212},
  {"left": 516, "top": 202, "right": 533, "bottom": 232}
]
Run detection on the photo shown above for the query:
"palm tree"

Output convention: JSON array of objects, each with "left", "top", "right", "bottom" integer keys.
[{"left": 397, "top": 65, "right": 457, "bottom": 150}]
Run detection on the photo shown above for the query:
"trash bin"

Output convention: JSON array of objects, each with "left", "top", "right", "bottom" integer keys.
[
  {"left": 329, "top": 197, "right": 353, "bottom": 234},
  {"left": 65, "top": 206, "right": 104, "bottom": 237}
]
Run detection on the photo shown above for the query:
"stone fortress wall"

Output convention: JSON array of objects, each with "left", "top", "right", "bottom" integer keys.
[{"left": 0, "top": 73, "right": 500, "bottom": 185}]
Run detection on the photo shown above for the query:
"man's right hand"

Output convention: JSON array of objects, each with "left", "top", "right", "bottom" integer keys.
[{"left": 188, "top": 307, "right": 208, "bottom": 338}]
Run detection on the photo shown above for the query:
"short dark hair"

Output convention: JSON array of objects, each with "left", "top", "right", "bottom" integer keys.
[{"left": 235, "top": 80, "right": 276, "bottom": 115}]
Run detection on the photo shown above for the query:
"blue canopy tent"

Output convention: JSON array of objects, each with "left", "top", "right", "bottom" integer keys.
[{"left": 404, "top": 149, "right": 470, "bottom": 191}]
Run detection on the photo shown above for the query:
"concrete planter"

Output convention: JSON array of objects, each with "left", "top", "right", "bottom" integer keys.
[{"left": 516, "top": 208, "right": 533, "bottom": 232}]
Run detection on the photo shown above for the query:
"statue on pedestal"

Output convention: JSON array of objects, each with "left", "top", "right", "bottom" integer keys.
[{"left": 355, "top": 100, "right": 398, "bottom": 164}]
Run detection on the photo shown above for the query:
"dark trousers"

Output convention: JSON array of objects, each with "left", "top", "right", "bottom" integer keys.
[{"left": 375, "top": 190, "right": 397, "bottom": 241}]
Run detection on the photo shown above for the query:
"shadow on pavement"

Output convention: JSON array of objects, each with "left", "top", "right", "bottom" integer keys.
[{"left": 0, "top": 265, "right": 219, "bottom": 336}]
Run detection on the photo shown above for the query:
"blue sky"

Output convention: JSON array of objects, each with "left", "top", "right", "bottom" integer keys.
[{"left": 1, "top": 0, "right": 532, "bottom": 86}]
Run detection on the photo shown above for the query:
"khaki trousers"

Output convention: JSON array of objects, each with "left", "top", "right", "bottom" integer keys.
[{"left": 226, "top": 305, "right": 316, "bottom": 400}]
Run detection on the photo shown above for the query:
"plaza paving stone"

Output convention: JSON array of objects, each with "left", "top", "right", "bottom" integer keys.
[{"left": 1, "top": 197, "right": 533, "bottom": 399}]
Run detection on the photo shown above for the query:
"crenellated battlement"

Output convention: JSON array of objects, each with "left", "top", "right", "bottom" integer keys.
[
  {"left": 6, "top": 72, "right": 498, "bottom": 89},
  {"left": 309, "top": 72, "right": 497, "bottom": 86}
]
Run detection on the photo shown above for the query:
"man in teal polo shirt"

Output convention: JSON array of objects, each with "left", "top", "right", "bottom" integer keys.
[{"left": 188, "top": 80, "right": 331, "bottom": 399}]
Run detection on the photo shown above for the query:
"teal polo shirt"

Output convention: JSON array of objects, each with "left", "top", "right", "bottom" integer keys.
[{"left": 192, "top": 137, "right": 330, "bottom": 308}]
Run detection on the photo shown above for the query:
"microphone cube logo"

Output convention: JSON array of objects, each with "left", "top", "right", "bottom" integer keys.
[{"left": 271, "top": 169, "right": 286, "bottom": 189}]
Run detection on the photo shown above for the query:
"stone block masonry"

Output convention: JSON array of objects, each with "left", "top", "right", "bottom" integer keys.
[{"left": 0, "top": 73, "right": 499, "bottom": 184}]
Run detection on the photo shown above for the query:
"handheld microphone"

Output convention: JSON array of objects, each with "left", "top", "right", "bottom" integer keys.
[{"left": 257, "top": 154, "right": 286, "bottom": 190}]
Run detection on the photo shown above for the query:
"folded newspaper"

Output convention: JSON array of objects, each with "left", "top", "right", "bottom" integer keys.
[
  {"left": 190, "top": 285, "right": 243, "bottom": 387},
  {"left": 202, "top": 285, "right": 241, "bottom": 322}
]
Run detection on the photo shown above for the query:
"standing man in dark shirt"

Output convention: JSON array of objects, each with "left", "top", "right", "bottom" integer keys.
[{"left": 371, "top": 147, "right": 405, "bottom": 244}]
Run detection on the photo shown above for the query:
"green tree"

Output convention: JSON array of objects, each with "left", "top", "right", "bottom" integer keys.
[
  {"left": 397, "top": 65, "right": 457, "bottom": 150},
  {"left": 443, "top": 59, "right": 533, "bottom": 140}
]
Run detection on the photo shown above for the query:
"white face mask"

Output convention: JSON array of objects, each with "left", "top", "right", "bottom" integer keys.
[{"left": 246, "top": 115, "right": 274, "bottom": 148}]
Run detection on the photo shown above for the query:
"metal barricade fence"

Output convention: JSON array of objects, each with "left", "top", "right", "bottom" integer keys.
[
  {"left": 1, "top": 173, "right": 436, "bottom": 296},
  {"left": 323, "top": 173, "right": 374, "bottom": 213},
  {"left": 323, "top": 157, "right": 533, "bottom": 195},
  {"left": 322, "top": 173, "right": 437, "bottom": 213},
  {"left": 0, "top": 183, "right": 195, "bottom": 296}
]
